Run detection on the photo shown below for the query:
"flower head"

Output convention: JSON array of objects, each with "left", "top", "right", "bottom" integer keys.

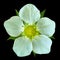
[{"left": 4, "top": 4, "right": 55, "bottom": 57}]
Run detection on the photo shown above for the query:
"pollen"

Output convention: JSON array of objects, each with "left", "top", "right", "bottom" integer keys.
[{"left": 24, "top": 25, "right": 39, "bottom": 39}]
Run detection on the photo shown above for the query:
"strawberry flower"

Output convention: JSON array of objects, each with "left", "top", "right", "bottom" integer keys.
[{"left": 4, "top": 4, "right": 55, "bottom": 57}]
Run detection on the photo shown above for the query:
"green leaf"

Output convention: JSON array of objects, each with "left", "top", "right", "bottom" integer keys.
[
  {"left": 41, "top": 9, "right": 46, "bottom": 18},
  {"left": 15, "top": 9, "right": 19, "bottom": 16}
]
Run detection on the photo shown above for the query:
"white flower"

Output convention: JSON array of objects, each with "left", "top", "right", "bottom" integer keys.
[{"left": 4, "top": 4, "right": 55, "bottom": 57}]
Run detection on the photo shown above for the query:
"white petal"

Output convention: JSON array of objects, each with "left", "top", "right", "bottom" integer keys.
[
  {"left": 13, "top": 37, "right": 32, "bottom": 57},
  {"left": 32, "top": 35, "right": 52, "bottom": 54},
  {"left": 37, "top": 17, "right": 55, "bottom": 37},
  {"left": 4, "top": 16, "right": 24, "bottom": 37},
  {"left": 19, "top": 4, "right": 40, "bottom": 24}
]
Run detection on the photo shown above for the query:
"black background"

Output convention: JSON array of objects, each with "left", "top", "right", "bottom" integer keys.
[{"left": 0, "top": 0, "right": 58, "bottom": 59}]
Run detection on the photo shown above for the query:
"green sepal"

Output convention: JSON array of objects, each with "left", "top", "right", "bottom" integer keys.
[
  {"left": 7, "top": 32, "right": 24, "bottom": 40},
  {"left": 32, "top": 51, "right": 36, "bottom": 57},
  {"left": 15, "top": 9, "right": 19, "bottom": 16},
  {"left": 41, "top": 9, "right": 46, "bottom": 18},
  {"left": 7, "top": 36, "right": 17, "bottom": 40},
  {"left": 50, "top": 36, "right": 55, "bottom": 39}
]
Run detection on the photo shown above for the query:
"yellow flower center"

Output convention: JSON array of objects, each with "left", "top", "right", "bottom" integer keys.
[{"left": 24, "top": 25, "right": 39, "bottom": 39}]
